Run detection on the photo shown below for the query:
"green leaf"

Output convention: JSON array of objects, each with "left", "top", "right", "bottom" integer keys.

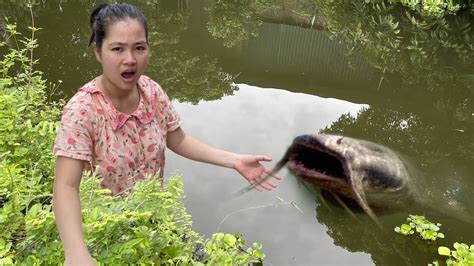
[
  {"left": 215, "top": 232, "right": 225, "bottom": 243},
  {"left": 252, "top": 242, "right": 263, "bottom": 250},
  {"left": 456, "top": 247, "right": 468, "bottom": 260},
  {"left": 0, "top": 257, "right": 13, "bottom": 264},
  {"left": 27, "top": 203, "right": 42, "bottom": 217},
  {"left": 421, "top": 230, "right": 435, "bottom": 240},
  {"left": 0, "top": 239, "right": 12, "bottom": 257},
  {"left": 254, "top": 250, "right": 265, "bottom": 259},
  {"left": 438, "top": 246, "right": 451, "bottom": 256},
  {"left": 451, "top": 251, "right": 460, "bottom": 260},
  {"left": 400, "top": 223, "right": 412, "bottom": 233},
  {"left": 446, "top": 258, "right": 455, "bottom": 265},
  {"left": 224, "top": 234, "right": 236, "bottom": 247},
  {"left": 467, "top": 252, "right": 474, "bottom": 263},
  {"left": 123, "top": 238, "right": 142, "bottom": 249},
  {"left": 428, "top": 224, "right": 440, "bottom": 231}
]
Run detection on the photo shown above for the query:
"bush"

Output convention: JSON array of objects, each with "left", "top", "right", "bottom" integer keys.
[
  {"left": 12, "top": 174, "right": 263, "bottom": 265},
  {"left": 3, "top": 172, "right": 264, "bottom": 265},
  {"left": 0, "top": 16, "right": 61, "bottom": 265}
]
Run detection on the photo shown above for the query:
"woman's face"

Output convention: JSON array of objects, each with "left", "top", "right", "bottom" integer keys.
[{"left": 94, "top": 19, "right": 149, "bottom": 93}]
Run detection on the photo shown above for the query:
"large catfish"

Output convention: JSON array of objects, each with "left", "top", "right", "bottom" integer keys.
[
  {"left": 236, "top": 134, "right": 471, "bottom": 227},
  {"left": 272, "top": 134, "right": 421, "bottom": 227}
]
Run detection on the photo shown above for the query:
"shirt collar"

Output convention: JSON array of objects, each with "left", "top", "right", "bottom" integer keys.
[{"left": 79, "top": 76, "right": 158, "bottom": 131}]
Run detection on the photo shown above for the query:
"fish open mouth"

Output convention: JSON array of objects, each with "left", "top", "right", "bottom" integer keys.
[
  {"left": 290, "top": 143, "right": 348, "bottom": 183},
  {"left": 289, "top": 142, "right": 367, "bottom": 211}
]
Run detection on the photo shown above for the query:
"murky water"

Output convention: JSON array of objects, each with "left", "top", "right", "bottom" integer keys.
[{"left": 2, "top": 1, "right": 472, "bottom": 265}]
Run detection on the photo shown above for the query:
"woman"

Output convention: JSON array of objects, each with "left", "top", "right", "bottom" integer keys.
[{"left": 52, "top": 3, "right": 280, "bottom": 265}]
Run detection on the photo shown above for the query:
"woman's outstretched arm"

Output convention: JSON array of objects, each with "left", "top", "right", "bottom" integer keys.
[{"left": 166, "top": 127, "right": 281, "bottom": 191}]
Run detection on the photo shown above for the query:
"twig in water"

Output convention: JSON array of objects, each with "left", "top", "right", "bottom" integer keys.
[{"left": 216, "top": 198, "right": 303, "bottom": 232}]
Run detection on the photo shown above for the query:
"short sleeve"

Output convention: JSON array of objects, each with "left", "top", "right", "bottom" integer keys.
[
  {"left": 155, "top": 83, "right": 182, "bottom": 132},
  {"left": 53, "top": 93, "right": 94, "bottom": 161}
]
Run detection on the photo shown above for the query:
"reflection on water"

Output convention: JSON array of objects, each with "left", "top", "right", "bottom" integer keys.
[
  {"left": 313, "top": 1, "right": 473, "bottom": 121},
  {"left": 1, "top": 0, "right": 472, "bottom": 265},
  {"left": 145, "top": 3, "right": 239, "bottom": 104},
  {"left": 166, "top": 84, "right": 371, "bottom": 265}
]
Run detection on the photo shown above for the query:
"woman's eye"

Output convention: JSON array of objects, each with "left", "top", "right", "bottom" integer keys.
[
  {"left": 136, "top": 46, "right": 147, "bottom": 51},
  {"left": 112, "top": 47, "right": 122, "bottom": 52}
]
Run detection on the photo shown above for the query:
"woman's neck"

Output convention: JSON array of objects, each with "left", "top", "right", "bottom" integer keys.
[{"left": 97, "top": 75, "right": 140, "bottom": 114}]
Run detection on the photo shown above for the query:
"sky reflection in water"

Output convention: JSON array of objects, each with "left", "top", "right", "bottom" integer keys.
[{"left": 165, "top": 83, "right": 371, "bottom": 265}]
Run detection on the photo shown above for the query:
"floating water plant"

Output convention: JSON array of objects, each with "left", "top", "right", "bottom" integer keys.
[
  {"left": 394, "top": 214, "right": 445, "bottom": 242},
  {"left": 430, "top": 242, "right": 474, "bottom": 266}
]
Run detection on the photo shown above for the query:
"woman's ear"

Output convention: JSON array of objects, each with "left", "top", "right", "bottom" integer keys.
[{"left": 94, "top": 46, "right": 102, "bottom": 63}]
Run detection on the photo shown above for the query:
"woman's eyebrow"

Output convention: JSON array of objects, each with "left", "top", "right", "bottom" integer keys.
[
  {"left": 107, "top": 42, "right": 125, "bottom": 47},
  {"left": 107, "top": 41, "right": 147, "bottom": 46}
]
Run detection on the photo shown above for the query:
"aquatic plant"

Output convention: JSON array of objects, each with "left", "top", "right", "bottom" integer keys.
[
  {"left": 394, "top": 215, "right": 474, "bottom": 265},
  {"left": 432, "top": 242, "right": 474, "bottom": 266},
  {"left": 395, "top": 214, "right": 445, "bottom": 242}
]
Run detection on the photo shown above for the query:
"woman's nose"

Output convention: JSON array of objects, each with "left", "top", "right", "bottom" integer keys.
[{"left": 123, "top": 51, "right": 136, "bottom": 65}]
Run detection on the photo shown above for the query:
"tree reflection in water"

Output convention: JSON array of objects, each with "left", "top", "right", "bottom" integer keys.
[{"left": 146, "top": 1, "right": 239, "bottom": 104}]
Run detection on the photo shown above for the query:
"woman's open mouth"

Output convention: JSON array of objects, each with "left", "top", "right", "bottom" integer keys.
[{"left": 121, "top": 71, "right": 136, "bottom": 83}]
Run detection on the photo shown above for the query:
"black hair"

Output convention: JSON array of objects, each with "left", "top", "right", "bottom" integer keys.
[{"left": 88, "top": 3, "right": 148, "bottom": 48}]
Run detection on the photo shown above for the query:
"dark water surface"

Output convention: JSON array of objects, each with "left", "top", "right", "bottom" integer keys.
[{"left": 2, "top": 1, "right": 472, "bottom": 265}]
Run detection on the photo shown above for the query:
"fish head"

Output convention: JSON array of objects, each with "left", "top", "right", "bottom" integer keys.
[{"left": 286, "top": 134, "right": 410, "bottom": 199}]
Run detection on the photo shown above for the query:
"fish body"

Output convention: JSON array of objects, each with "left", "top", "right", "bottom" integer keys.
[{"left": 275, "top": 134, "right": 413, "bottom": 225}]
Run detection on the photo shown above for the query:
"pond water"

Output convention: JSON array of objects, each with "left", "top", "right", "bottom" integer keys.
[{"left": 2, "top": 1, "right": 472, "bottom": 265}]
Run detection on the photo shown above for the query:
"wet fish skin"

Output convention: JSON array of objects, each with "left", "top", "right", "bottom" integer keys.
[{"left": 277, "top": 134, "right": 413, "bottom": 227}]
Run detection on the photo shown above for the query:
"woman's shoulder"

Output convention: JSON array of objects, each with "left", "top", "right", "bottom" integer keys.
[
  {"left": 63, "top": 79, "right": 100, "bottom": 111},
  {"left": 138, "top": 75, "right": 169, "bottom": 99},
  {"left": 139, "top": 74, "right": 158, "bottom": 87}
]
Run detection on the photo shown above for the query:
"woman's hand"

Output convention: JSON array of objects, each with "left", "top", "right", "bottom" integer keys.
[
  {"left": 167, "top": 128, "right": 281, "bottom": 191},
  {"left": 233, "top": 155, "right": 281, "bottom": 191}
]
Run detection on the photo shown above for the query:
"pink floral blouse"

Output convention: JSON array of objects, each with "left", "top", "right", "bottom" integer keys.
[{"left": 53, "top": 75, "right": 181, "bottom": 195}]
